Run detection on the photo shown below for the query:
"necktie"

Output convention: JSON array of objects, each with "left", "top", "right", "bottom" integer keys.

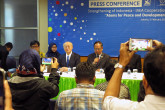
[{"left": 67, "top": 55, "right": 69, "bottom": 67}]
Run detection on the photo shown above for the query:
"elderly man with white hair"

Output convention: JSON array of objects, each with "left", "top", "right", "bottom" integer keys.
[{"left": 58, "top": 42, "right": 80, "bottom": 72}]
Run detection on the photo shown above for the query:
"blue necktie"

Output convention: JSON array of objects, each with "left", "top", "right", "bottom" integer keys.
[{"left": 67, "top": 55, "right": 69, "bottom": 67}]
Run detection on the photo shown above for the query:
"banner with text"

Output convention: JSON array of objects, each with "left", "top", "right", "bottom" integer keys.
[
  {"left": 89, "top": 0, "right": 142, "bottom": 8},
  {"left": 48, "top": 0, "right": 165, "bottom": 57}
]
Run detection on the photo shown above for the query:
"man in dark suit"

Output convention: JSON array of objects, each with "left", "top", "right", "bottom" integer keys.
[
  {"left": 124, "top": 54, "right": 141, "bottom": 72},
  {"left": 58, "top": 42, "right": 80, "bottom": 72},
  {"left": 87, "top": 41, "right": 110, "bottom": 71}
]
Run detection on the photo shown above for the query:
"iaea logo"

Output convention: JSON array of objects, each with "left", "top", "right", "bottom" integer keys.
[
  {"left": 159, "top": 0, "right": 165, "bottom": 4},
  {"left": 159, "top": 0, "right": 165, "bottom": 5},
  {"left": 144, "top": 0, "right": 151, "bottom": 6}
]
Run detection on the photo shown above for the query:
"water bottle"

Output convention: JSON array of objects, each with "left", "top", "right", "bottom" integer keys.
[
  {"left": 100, "top": 68, "right": 104, "bottom": 73},
  {"left": 127, "top": 69, "right": 131, "bottom": 75},
  {"left": 68, "top": 67, "right": 71, "bottom": 72}
]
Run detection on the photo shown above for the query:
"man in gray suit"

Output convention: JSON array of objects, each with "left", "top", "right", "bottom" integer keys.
[{"left": 87, "top": 41, "right": 110, "bottom": 71}]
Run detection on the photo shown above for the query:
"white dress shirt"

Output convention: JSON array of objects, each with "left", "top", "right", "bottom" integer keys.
[
  {"left": 96, "top": 53, "right": 103, "bottom": 59},
  {"left": 66, "top": 51, "right": 72, "bottom": 63},
  {"left": 103, "top": 95, "right": 165, "bottom": 110},
  {"left": 99, "top": 54, "right": 102, "bottom": 59}
]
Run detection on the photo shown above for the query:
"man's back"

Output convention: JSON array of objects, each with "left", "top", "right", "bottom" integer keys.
[
  {"left": 103, "top": 95, "right": 165, "bottom": 110},
  {"left": 56, "top": 84, "right": 104, "bottom": 110},
  {"left": 95, "top": 82, "right": 130, "bottom": 99}
]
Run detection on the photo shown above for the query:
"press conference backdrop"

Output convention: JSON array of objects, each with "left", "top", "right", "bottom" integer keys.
[{"left": 48, "top": 0, "right": 165, "bottom": 57}]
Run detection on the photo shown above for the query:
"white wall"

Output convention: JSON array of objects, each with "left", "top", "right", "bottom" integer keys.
[{"left": 39, "top": 0, "right": 48, "bottom": 53}]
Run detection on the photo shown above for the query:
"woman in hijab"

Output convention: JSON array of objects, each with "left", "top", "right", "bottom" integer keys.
[
  {"left": 46, "top": 43, "right": 61, "bottom": 58},
  {"left": 8, "top": 49, "right": 60, "bottom": 110}
]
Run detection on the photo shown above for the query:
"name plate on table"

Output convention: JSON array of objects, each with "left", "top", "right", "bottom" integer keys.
[
  {"left": 43, "top": 71, "right": 105, "bottom": 78},
  {"left": 61, "top": 71, "right": 105, "bottom": 78},
  {"left": 122, "top": 72, "right": 144, "bottom": 80},
  {"left": 43, "top": 72, "right": 143, "bottom": 80},
  {"left": 43, "top": 71, "right": 61, "bottom": 76},
  {"left": 43, "top": 73, "right": 50, "bottom": 76},
  {"left": 61, "top": 72, "right": 76, "bottom": 77}
]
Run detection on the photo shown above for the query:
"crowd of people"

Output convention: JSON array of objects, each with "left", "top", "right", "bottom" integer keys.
[
  {"left": 30, "top": 40, "right": 141, "bottom": 73},
  {"left": 1, "top": 40, "right": 165, "bottom": 110}
]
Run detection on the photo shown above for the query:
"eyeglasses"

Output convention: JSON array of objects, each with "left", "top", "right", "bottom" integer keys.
[
  {"left": 31, "top": 46, "right": 39, "bottom": 48},
  {"left": 94, "top": 48, "right": 102, "bottom": 51}
]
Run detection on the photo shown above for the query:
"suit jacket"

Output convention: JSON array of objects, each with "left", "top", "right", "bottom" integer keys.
[
  {"left": 87, "top": 52, "right": 110, "bottom": 69},
  {"left": 124, "top": 54, "right": 141, "bottom": 72},
  {"left": 58, "top": 52, "right": 80, "bottom": 68},
  {"left": 0, "top": 45, "right": 9, "bottom": 71}
]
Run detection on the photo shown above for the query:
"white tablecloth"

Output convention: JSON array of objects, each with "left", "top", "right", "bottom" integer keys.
[{"left": 43, "top": 71, "right": 144, "bottom": 80}]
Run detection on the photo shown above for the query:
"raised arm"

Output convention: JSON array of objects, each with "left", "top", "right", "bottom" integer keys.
[{"left": 103, "top": 42, "right": 135, "bottom": 100}]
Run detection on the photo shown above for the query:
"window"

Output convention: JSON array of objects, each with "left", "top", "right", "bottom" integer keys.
[{"left": 0, "top": 0, "right": 38, "bottom": 56}]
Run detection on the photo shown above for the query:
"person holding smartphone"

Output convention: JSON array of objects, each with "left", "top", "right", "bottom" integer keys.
[
  {"left": 103, "top": 40, "right": 165, "bottom": 110},
  {"left": 118, "top": 53, "right": 142, "bottom": 72},
  {"left": 8, "top": 49, "right": 60, "bottom": 110}
]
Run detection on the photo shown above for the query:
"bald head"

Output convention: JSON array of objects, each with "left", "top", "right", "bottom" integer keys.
[{"left": 63, "top": 42, "right": 73, "bottom": 55}]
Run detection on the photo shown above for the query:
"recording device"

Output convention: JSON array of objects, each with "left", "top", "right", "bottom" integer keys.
[
  {"left": 0, "top": 69, "right": 5, "bottom": 110},
  {"left": 42, "top": 58, "right": 54, "bottom": 65},
  {"left": 129, "top": 38, "right": 153, "bottom": 51}
]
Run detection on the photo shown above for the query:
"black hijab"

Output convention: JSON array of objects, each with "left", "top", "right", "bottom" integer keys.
[{"left": 46, "top": 43, "right": 60, "bottom": 58}]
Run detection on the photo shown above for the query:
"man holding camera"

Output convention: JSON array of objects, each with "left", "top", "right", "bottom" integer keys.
[{"left": 103, "top": 40, "right": 165, "bottom": 110}]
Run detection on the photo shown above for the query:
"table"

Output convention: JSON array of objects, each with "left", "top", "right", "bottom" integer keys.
[{"left": 44, "top": 72, "right": 143, "bottom": 101}]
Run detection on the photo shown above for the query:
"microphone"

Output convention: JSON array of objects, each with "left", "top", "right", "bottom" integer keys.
[
  {"left": 95, "top": 54, "right": 99, "bottom": 65},
  {"left": 100, "top": 54, "right": 103, "bottom": 59}
]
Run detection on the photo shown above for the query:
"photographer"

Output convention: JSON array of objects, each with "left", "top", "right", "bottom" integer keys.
[
  {"left": 8, "top": 49, "right": 60, "bottom": 110},
  {"left": 103, "top": 40, "right": 165, "bottom": 110}
]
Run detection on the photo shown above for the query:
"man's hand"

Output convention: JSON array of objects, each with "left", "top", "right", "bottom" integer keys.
[
  {"left": 147, "top": 40, "right": 163, "bottom": 51},
  {"left": 4, "top": 80, "right": 13, "bottom": 110},
  {"left": 96, "top": 69, "right": 100, "bottom": 72},
  {"left": 103, "top": 41, "right": 136, "bottom": 100},
  {"left": 119, "top": 41, "right": 136, "bottom": 67},
  {"left": 40, "top": 64, "right": 45, "bottom": 72},
  {"left": 59, "top": 67, "right": 68, "bottom": 72},
  {"left": 51, "top": 58, "right": 59, "bottom": 69},
  {"left": 93, "top": 58, "right": 99, "bottom": 64}
]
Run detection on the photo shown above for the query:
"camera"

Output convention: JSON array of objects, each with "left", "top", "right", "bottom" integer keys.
[{"left": 42, "top": 58, "right": 54, "bottom": 65}]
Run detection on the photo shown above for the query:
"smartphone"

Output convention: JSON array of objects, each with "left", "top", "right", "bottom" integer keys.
[
  {"left": 129, "top": 38, "right": 153, "bottom": 51},
  {"left": 42, "top": 58, "right": 53, "bottom": 65},
  {"left": 0, "top": 69, "right": 5, "bottom": 110}
]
